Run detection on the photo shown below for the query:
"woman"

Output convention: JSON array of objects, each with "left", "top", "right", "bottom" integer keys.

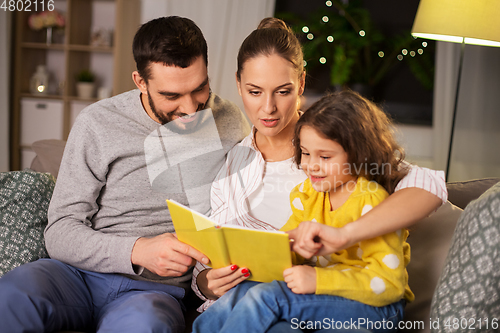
[{"left": 192, "top": 17, "right": 446, "bottom": 314}]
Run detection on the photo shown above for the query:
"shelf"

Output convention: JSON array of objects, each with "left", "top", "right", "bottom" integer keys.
[
  {"left": 68, "top": 96, "right": 99, "bottom": 103},
  {"left": 21, "top": 93, "right": 63, "bottom": 100},
  {"left": 21, "top": 42, "right": 65, "bottom": 50},
  {"left": 20, "top": 93, "right": 101, "bottom": 103},
  {"left": 21, "top": 43, "right": 113, "bottom": 53},
  {"left": 67, "top": 44, "right": 113, "bottom": 53},
  {"left": 10, "top": 0, "right": 140, "bottom": 170}
]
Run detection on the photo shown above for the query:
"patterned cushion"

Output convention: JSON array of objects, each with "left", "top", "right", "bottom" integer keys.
[
  {"left": 430, "top": 182, "right": 500, "bottom": 332},
  {"left": 0, "top": 170, "right": 55, "bottom": 276}
]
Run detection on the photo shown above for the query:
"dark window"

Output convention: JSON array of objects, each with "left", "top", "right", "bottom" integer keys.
[{"left": 275, "top": 0, "right": 435, "bottom": 126}]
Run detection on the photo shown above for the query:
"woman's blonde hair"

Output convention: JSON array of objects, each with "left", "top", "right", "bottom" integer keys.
[{"left": 237, "top": 17, "right": 304, "bottom": 81}]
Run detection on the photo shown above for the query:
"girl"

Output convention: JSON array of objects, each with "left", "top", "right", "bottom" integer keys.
[
  {"left": 192, "top": 17, "right": 445, "bottom": 316},
  {"left": 194, "top": 90, "right": 413, "bottom": 333}
]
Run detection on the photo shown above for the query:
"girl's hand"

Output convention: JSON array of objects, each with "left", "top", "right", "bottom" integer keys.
[
  {"left": 286, "top": 221, "right": 350, "bottom": 258},
  {"left": 283, "top": 265, "right": 316, "bottom": 294},
  {"left": 197, "top": 265, "right": 250, "bottom": 300}
]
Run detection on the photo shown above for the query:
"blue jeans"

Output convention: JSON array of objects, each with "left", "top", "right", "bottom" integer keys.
[
  {"left": 193, "top": 280, "right": 404, "bottom": 333},
  {"left": 0, "top": 259, "right": 186, "bottom": 333}
]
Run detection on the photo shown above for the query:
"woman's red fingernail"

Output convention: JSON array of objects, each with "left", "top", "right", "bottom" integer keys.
[
  {"left": 241, "top": 268, "right": 249, "bottom": 274},
  {"left": 230, "top": 265, "right": 238, "bottom": 271},
  {"left": 244, "top": 273, "right": 250, "bottom": 277}
]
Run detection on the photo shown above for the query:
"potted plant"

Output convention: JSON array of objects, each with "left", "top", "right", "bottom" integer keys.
[{"left": 76, "top": 69, "right": 96, "bottom": 99}]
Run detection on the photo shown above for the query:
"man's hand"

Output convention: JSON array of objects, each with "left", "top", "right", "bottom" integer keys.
[
  {"left": 197, "top": 265, "right": 250, "bottom": 300},
  {"left": 286, "top": 221, "right": 350, "bottom": 258},
  {"left": 283, "top": 265, "right": 316, "bottom": 294},
  {"left": 131, "top": 233, "right": 209, "bottom": 277}
]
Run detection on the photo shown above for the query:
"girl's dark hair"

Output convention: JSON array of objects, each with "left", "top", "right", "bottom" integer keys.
[
  {"left": 237, "top": 17, "right": 304, "bottom": 81},
  {"left": 133, "top": 16, "right": 208, "bottom": 83},
  {"left": 293, "top": 90, "right": 408, "bottom": 194}
]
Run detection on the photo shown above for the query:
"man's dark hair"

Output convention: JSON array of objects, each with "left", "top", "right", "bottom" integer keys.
[{"left": 133, "top": 16, "right": 208, "bottom": 83}]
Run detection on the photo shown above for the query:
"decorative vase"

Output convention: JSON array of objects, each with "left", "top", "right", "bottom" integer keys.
[
  {"left": 46, "top": 27, "right": 53, "bottom": 46},
  {"left": 76, "top": 82, "right": 95, "bottom": 99},
  {"left": 30, "top": 65, "right": 49, "bottom": 95}
]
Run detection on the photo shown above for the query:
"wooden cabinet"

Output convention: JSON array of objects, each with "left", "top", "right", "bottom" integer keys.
[{"left": 10, "top": 0, "right": 140, "bottom": 170}]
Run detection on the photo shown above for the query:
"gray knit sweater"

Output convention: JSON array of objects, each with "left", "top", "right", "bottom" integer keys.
[{"left": 45, "top": 89, "right": 250, "bottom": 290}]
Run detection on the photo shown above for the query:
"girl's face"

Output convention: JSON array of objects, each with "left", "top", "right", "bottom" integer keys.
[
  {"left": 299, "top": 126, "right": 356, "bottom": 193},
  {"left": 237, "top": 54, "right": 305, "bottom": 138}
]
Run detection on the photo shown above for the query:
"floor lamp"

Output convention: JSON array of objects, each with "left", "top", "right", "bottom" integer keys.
[{"left": 411, "top": 0, "right": 500, "bottom": 181}]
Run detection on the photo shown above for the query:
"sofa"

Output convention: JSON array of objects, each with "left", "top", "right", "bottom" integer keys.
[{"left": 1, "top": 139, "right": 499, "bottom": 332}]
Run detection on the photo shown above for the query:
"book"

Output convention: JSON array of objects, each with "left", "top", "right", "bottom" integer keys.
[{"left": 166, "top": 199, "right": 292, "bottom": 283}]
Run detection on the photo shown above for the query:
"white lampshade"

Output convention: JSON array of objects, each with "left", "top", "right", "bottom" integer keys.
[{"left": 411, "top": 0, "right": 500, "bottom": 47}]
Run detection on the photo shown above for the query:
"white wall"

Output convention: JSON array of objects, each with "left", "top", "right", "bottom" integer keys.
[
  {"left": 448, "top": 44, "right": 500, "bottom": 180},
  {"left": 433, "top": 42, "right": 500, "bottom": 181},
  {"left": 396, "top": 42, "right": 500, "bottom": 180},
  {"left": 0, "top": 11, "right": 10, "bottom": 172},
  {"left": 395, "top": 124, "right": 434, "bottom": 169}
]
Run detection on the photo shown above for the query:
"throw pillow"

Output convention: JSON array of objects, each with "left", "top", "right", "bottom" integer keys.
[
  {"left": 430, "top": 182, "right": 500, "bottom": 332},
  {"left": 0, "top": 170, "right": 56, "bottom": 276}
]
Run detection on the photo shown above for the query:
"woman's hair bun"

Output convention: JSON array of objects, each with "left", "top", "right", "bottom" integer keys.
[{"left": 257, "top": 17, "right": 292, "bottom": 33}]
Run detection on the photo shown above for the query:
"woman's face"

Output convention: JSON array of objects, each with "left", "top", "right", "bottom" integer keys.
[{"left": 237, "top": 54, "right": 305, "bottom": 138}]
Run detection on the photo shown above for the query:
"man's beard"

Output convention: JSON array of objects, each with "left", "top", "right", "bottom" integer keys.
[{"left": 148, "top": 91, "right": 208, "bottom": 130}]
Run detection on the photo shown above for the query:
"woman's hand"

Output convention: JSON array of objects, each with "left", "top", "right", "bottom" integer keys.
[
  {"left": 197, "top": 265, "right": 250, "bottom": 300},
  {"left": 283, "top": 265, "right": 316, "bottom": 294},
  {"left": 286, "top": 221, "right": 350, "bottom": 258}
]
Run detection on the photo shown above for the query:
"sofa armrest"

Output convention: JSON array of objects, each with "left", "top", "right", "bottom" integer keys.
[{"left": 30, "top": 140, "right": 66, "bottom": 178}]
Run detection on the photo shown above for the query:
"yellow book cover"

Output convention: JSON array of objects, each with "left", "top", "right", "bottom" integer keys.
[{"left": 167, "top": 199, "right": 292, "bottom": 283}]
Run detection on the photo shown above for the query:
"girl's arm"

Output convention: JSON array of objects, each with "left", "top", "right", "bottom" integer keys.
[
  {"left": 289, "top": 165, "right": 446, "bottom": 257},
  {"left": 343, "top": 186, "right": 443, "bottom": 247}
]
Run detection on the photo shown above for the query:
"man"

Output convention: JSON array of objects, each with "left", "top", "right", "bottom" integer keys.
[{"left": 0, "top": 16, "right": 249, "bottom": 332}]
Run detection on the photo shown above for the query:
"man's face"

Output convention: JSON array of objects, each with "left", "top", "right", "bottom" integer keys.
[{"left": 136, "top": 56, "right": 210, "bottom": 129}]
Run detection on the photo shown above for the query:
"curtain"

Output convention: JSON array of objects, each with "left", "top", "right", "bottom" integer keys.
[
  {"left": 433, "top": 42, "right": 500, "bottom": 181},
  {"left": 140, "top": 0, "right": 276, "bottom": 112},
  {"left": 0, "top": 11, "right": 10, "bottom": 172}
]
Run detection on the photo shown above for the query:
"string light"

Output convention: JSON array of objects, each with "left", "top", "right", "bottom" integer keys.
[
  {"left": 322, "top": 16, "right": 329, "bottom": 23},
  {"left": 319, "top": 57, "right": 327, "bottom": 64},
  {"left": 327, "top": 36, "right": 334, "bottom": 42},
  {"left": 397, "top": 55, "right": 403, "bottom": 61},
  {"left": 307, "top": 33, "right": 314, "bottom": 40},
  {"left": 410, "top": 51, "right": 416, "bottom": 57},
  {"left": 422, "top": 42, "right": 428, "bottom": 47},
  {"left": 378, "top": 51, "right": 384, "bottom": 58},
  {"left": 418, "top": 49, "right": 424, "bottom": 55},
  {"left": 402, "top": 49, "right": 408, "bottom": 55},
  {"left": 325, "top": 0, "right": 332, "bottom": 6},
  {"left": 302, "top": 26, "right": 309, "bottom": 33},
  {"left": 304, "top": 60, "right": 308, "bottom": 67},
  {"left": 359, "top": 30, "right": 366, "bottom": 37},
  {"left": 37, "top": 85, "right": 46, "bottom": 93}
]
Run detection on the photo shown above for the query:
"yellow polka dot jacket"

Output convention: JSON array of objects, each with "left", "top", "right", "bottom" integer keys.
[{"left": 281, "top": 177, "right": 415, "bottom": 307}]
